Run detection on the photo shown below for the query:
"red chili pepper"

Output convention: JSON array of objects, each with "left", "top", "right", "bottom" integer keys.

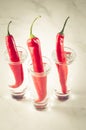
[
  {"left": 56, "top": 17, "right": 69, "bottom": 94},
  {"left": 5, "top": 21, "right": 24, "bottom": 88},
  {"left": 27, "top": 16, "right": 46, "bottom": 102},
  {"left": 27, "top": 16, "right": 44, "bottom": 72}
]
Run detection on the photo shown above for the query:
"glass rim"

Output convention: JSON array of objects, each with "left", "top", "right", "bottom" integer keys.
[
  {"left": 28, "top": 56, "right": 51, "bottom": 77},
  {"left": 4, "top": 46, "right": 28, "bottom": 64},
  {"left": 52, "top": 46, "right": 76, "bottom": 65}
]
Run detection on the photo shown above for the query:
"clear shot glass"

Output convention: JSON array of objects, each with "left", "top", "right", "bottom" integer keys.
[
  {"left": 28, "top": 56, "right": 51, "bottom": 110},
  {"left": 4, "top": 46, "right": 28, "bottom": 100},
  {"left": 52, "top": 47, "right": 76, "bottom": 101}
]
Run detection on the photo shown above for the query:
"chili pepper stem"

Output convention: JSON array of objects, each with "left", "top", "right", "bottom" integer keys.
[
  {"left": 60, "top": 16, "right": 70, "bottom": 35},
  {"left": 7, "top": 21, "right": 12, "bottom": 35},
  {"left": 30, "top": 16, "right": 41, "bottom": 38}
]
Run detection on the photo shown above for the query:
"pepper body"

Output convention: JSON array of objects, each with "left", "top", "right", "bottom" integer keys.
[
  {"left": 5, "top": 21, "right": 24, "bottom": 88},
  {"left": 6, "top": 35, "right": 20, "bottom": 62},
  {"left": 27, "top": 37, "right": 44, "bottom": 72},
  {"left": 56, "top": 34, "right": 66, "bottom": 63},
  {"left": 27, "top": 36, "right": 46, "bottom": 102}
]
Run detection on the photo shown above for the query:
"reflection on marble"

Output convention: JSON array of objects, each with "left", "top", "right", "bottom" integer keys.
[{"left": 0, "top": 0, "right": 86, "bottom": 130}]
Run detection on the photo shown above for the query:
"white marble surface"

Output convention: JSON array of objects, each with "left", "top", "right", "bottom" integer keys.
[{"left": 0, "top": 0, "right": 86, "bottom": 130}]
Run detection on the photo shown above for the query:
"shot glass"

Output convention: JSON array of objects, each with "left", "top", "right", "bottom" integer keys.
[
  {"left": 52, "top": 47, "right": 76, "bottom": 101},
  {"left": 28, "top": 56, "right": 51, "bottom": 110},
  {"left": 4, "top": 46, "right": 28, "bottom": 100}
]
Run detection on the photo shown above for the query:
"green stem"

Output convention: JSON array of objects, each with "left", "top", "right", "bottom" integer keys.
[
  {"left": 7, "top": 21, "right": 12, "bottom": 35},
  {"left": 60, "top": 16, "right": 70, "bottom": 35},
  {"left": 30, "top": 16, "right": 41, "bottom": 38}
]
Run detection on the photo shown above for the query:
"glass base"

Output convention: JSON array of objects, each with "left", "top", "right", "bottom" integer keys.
[
  {"left": 11, "top": 92, "right": 25, "bottom": 100},
  {"left": 10, "top": 87, "right": 27, "bottom": 100},
  {"left": 55, "top": 90, "right": 70, "bottom": 101},
  {"left": 33, "top": 98, "right": 48, "bottom": 110}
]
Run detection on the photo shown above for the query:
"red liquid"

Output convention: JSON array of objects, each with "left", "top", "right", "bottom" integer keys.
[
  {"left": 9, "top": 63, "right": 24, "bottom": 88},
  {"left": 32, "top": 75, "right": 47, "bottom": 102},
  {"left": 56, "top": 63, "right": 68, "bottom": 94}
]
